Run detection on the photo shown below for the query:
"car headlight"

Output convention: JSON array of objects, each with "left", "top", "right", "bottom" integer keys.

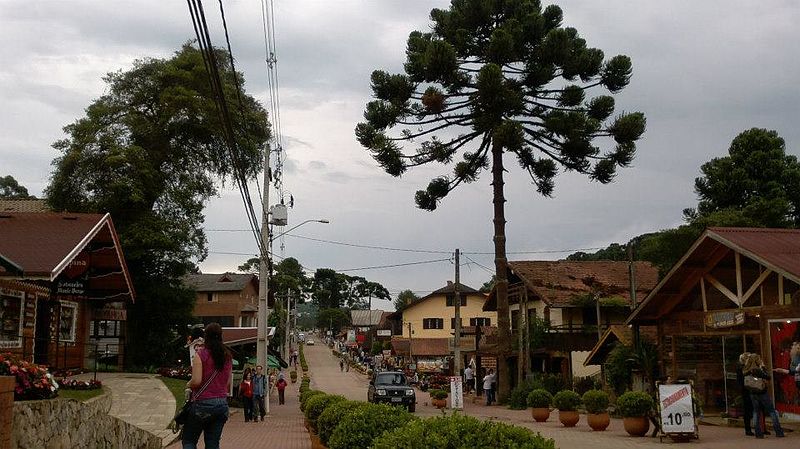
[
  {"left": 405, "top": 389, "right": 414, "bottom": 396},
  {"left": 377, "top": 389, "right": 387, "bottom": 396}
]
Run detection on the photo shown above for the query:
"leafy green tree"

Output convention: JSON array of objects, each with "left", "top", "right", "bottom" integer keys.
[
  {"left": 311, "top": 269, "right": 390, "bottom": 310},
  {"left": 0, "top": 175, "right": 35, "bottom": 199},
  {"left": 685, "top": 128, "right": 800, "bottom": 228},
  {"left": 355, "top": 0, "right": 645, "bottom": 397},
  {"left": 46, "top": 44, "right": 270, "bottom": 366},
  {"left": 394, "top": 289, "right": 419, "bottom": 311},
  {"left": 238, "top": 257, "right": 260, "bottom": 275},
  {"left": 344, "top": 276, "right": 391, "bottom": 310},
  {"left": 317, "top": 308, "right": 350, "bottom": 335}
]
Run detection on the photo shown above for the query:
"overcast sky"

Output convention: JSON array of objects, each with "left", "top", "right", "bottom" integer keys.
[{"left": 2, "top": 1, "right": 799, "bottom": 311}]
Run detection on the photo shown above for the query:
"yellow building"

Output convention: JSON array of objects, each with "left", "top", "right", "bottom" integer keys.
[{"left": 390, "top": 282, "right": 496, "bottom": 373}]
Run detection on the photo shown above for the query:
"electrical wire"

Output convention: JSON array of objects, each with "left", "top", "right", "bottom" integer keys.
[{"left": 335, "top": 258, "right": 452, "bottom": 272}]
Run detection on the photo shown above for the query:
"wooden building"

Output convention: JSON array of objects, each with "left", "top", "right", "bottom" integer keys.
[
  {"left": 627, "top": 227, "right": 800, "bottom": 417},
  {"left": 0, "top": 212, "right": 134, "bottom": 369},
  {"left": 183, "top": 273, "right": 259, "bottom": 327}
]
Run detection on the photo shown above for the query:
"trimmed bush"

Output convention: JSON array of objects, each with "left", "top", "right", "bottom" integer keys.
[
  {"left": 318, "top": 400, "right": 366, "bottom": 445},
  {"left": 372, "top": 414, "right": 557, "bottom": 449},
  {"left": 616, "top": 391, "right": 654, "bottom": 417},
  {"left": 299, "top": 389, "right": 324, "bottom": 411},
  {"left": 304, "top": 394, "right": 346, "bottom": 432},
  {"left": 582, "top": 389, "right": 609, "bottom": 414},
  {"left": 429, "top": 389, "right": 448, "bottom": 400},
  {"left": 527, "top": 389, "right": 553, "bottom": 408},
  {"left": 328, "top": 403, "right": 414, "bottom": 449},
  {"left": 552, "top": 390, "right": 581, "bottom": 411},
  {"left": 508, "top": 379, "right": 544, "bottom": 410}
]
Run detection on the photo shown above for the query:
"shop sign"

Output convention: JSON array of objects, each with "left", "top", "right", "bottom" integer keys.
[
  {"left": 705, "top": 310, "right": 744, "bottom": 329},
  {"left": 376, "top": 329, "right": 392, "bottom": 337},
  {"left": 658, "top": 383, "right": 695, "bottom": 434},
  {"left": 449, "top": 376, "right": 463, "bottom": 410},
  {"left": 95, "top": 307, "right": 127, "bottom": 321}
]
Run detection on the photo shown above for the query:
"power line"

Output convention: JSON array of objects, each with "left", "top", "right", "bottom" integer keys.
[{"left": 336, "top": 258, "right": 452, "bottom": 272}]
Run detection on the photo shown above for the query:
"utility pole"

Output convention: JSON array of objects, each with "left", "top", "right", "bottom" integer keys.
[
  {"left": 628, "top": 245, "right": 640, "bottom": 347},
  {"left": 453, "top": 249, "right": 462, "bottom": 376},
  {"left": 257, "top": 144, "right": 270, "bottom": 415},
  {"left": 407, "top": 322, "right": 413, "bottom": 365},
  {"left": 285, "top": 289, "right": 292, "bottom": 359}
]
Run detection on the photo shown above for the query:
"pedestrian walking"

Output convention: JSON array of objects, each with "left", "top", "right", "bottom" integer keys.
[
  {"left": 464, "top": 366, "right": 473, "bottom": 394},
  {"left": 743, "top": 353, "right": 784, "bottom": 438},
  {"left": 276, "top": 372, "right": 288, "bottom": 405},
  {"left": 252, "top": 365, "right": 267, "bottom": 422},
  {"left": 483, "top": 369, "right": 495, "bottom": 405},
  {"left": 182, "top": 323, "right": 233, "bottom": 449},
  {"left": 736, "top": 353, "right": 755, "bottom": 436},
  {"left": 339, "top": 358, "right": 344, "bottom": 372},
  {"left": 239, "top": 368, "right": 254, "bottom": 422}
]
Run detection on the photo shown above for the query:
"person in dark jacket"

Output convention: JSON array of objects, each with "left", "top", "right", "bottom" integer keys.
[
  {"left": 736, "top": 353, "right": 755, "bottom": 436},
  {"left": 742, "top": 353, "right": 784, "bottom": 438}
]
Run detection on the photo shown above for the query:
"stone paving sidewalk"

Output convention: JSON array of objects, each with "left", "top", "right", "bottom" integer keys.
[{"left": 73, "top": 372, "right": 176, "bottom": 446}]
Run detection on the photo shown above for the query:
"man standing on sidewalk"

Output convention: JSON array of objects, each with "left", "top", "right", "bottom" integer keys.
[
  {"left": 483, "top": 369, "right": 495, "bottom": 405},
  {"left": 252, "top": 365, "right": 267, "bottom": 421},
  {"left": 464, "top": 365, "right": 474, "bottom": 394}
]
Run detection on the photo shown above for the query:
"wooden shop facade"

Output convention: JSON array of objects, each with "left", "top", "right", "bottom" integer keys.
[
  {"left": 627, "top": 227, "right": 800, "bottom": 418},
  {"left": 0, "top": 212, "right": 134, "bottom": 370}
]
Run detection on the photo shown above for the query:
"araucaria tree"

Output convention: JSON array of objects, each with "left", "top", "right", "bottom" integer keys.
[{"left": 356, "top": 0, "right": 645, "bottom": 397}]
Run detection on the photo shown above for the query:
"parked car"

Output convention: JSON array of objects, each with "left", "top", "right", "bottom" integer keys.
[
  {"left": 306, "top": 339, "right": 315, "bottom": 345},
  {"left": 367, "top": 371, "right": 415, "bottom": 412}
]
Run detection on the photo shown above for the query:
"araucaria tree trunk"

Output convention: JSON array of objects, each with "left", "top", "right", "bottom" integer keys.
[{"left": 491, "top": 139, "right": 512, "bottom": 399}]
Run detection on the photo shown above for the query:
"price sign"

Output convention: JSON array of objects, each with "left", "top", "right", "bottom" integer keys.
[
  {"left": 658, "top": 384, "right": 695, "bottom": 434},
  {"left": 449, "top": 376, "right": 463, "bottom": 410}
]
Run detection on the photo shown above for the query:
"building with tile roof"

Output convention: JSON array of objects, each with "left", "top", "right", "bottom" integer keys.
[
  {"left": 0, "top": 212, "right": 134, "bottom": 369},
  {"left": 183, "top": 273, "right": 259, "bottom": 327},
  {"left": 627, "top": 227, "right": 800, "bottom": 416}
]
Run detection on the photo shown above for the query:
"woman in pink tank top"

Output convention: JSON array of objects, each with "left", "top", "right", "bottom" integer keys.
[{"left": 182, "top": 323, "right": 233, "bottom": 449}]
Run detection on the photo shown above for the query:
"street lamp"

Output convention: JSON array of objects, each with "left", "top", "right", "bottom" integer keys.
[{"left": 257, "top": 217, "right": 328, "bottom": 415}]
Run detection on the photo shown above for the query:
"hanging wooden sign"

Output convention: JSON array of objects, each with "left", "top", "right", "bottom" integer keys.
[{"left": 704, "top": 310, "right": 745, "bottom": 329}]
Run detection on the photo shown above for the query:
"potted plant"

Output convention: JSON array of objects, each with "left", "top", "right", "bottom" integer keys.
[
  {"left": 430, "top": 389, "right": 448, "bottom": 409},
  {"left": 617, "top": 391, "right": 654, "bottom": 437},
  {"left": 527, "top": 389, "right": 553, "bottom": 422},
  {"left": 552, "top": 390, "right": 581, "bottom": 427},
  {"left": 582, "top": 389, "right": 610, "bottom": 431}
]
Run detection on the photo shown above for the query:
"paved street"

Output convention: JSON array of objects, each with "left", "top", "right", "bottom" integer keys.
[{"left": 303, "top": 341, "right": 796, "bottom": 449}]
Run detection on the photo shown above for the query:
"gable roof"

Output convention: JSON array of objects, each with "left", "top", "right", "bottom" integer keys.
[
  {"left": 0, "top": 199, "right": 49, "bottom": 213},
  {"left": 627, "top": 227, "right": 800, "bottom": 323},
  {"left": 0, "top": 212, "right": 134, "bottom": 300},
  {"left": 583, "top": 325, "right": 632, "bottom": 366},
  {"left": 184, "top": 273, "right": 259, "bottom": 292},
  {"left": 484, "top": 260, "right": 659, "bottom": 310},
  {"left": 398, "top": 282, "right": 484, "bottom": 313},
  {"left": 350, "top": 309, "right": 385, "bottom": 326}
]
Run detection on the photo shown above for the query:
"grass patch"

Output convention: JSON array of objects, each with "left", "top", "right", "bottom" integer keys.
[
  {"left": 159, "top": 376, "right": 189, "bottom": 415},
  {"left": 58, "top": 387, "right": 105, "bottom": 402}
]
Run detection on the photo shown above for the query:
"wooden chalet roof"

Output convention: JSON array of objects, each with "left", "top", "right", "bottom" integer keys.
[
  {"left": 627, "top": 227, "right": 800, "bottom": 323},
  {"left": 184, "top": 273, "right": 259, "bottom": 293},
  {"left": 350, "top": 309, "right": 385, "bottom": 326},
  {"left": 483, "top": 260, "right": 659, "bottom": 310},
  {"left": 0, "top": 212, "right": 134, "bottom": 301}
]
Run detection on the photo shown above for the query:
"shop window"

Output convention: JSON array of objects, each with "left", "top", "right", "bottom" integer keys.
[
  {"left": 206, "top": 293, "right": 216, "bottom": 302},
  {"left": 90, "top": 320, "right": 123, "bottom": 338},
  {"left": 423, "top": 318, "right": 443, "bottom": 329},
  {"left": 59, "top": 301, "right": 78, "bottom": 343},
  {"left": 0, "top": 290, "right": 24, "bottom": 348},
  {"left": 241, "top": 316, "right": 256, "bottom": 327},
  {"left": 470, "top": 317, "right": 491, "bottom": 327}
]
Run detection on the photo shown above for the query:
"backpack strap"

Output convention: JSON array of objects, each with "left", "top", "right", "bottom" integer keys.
[{"left": 191, "top": 369, "right": 219, "bottom": 401}]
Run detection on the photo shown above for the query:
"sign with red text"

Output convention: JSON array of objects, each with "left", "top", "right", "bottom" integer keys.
[{"left": 658, "top": 384, "right": 695, "bottom": 433}]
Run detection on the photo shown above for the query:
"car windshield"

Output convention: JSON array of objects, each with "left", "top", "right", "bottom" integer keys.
[{"left": 375, "top": 373, "right": 406, "bottom": 386}]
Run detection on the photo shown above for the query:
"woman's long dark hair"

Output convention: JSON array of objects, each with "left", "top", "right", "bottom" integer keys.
[{"left": 204, "top": 323, "right": 231, "bottom": 370}]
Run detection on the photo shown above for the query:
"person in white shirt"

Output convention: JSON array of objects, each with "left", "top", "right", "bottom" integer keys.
[
  {"left": 464, "top": 366, "right": 474, "bottom": 394},
  {"left": 482, "top": 369, "right": 495, "bottom": 405}
]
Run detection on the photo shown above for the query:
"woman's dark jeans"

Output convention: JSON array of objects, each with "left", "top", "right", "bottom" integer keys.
[
  {"left": 750, "top": 391, "right": 784, "bottom": 437},
  {"left": 182, "top": 397, "right": 229, "bottom": 449}
]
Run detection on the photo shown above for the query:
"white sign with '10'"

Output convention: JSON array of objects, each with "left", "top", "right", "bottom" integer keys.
[{"left": 658, "top": 384, "right": 695, "bottom": 433}]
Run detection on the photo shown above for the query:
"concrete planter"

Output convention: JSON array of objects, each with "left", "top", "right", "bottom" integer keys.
[
  {"left": 531, "top": 407, "right": 550, "bottom": 422},
  {"left": 587, "top": 412, "right": 610, "bottom": 431},
  {"left": 558, "top": 410, "right": 580, "bottom": 427}
]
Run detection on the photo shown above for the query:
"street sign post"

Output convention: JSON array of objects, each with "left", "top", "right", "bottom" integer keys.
[{"left": 449, "top": 376, "right": 463, "bottom": 410}]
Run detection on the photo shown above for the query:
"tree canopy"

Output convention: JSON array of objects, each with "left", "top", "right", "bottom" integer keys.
[
  {"left": 0, "top": 175, "right": 35, "bottom": 199},
  {"left": 311, "top": 268, "right": 390, "bottom": 310},
  {"left": 394, "top": 289, "right": 419, "bottom": 311},
  {"left": 356, "top": 0, "right": 645, "bottom": 397},
  {"left": 46, "top": 44, "right": 271, "bottom": 366}
]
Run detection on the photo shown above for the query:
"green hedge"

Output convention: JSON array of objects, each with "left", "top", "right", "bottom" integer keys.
[
  {"left": 304, "top": 394, "right": 346, "bottom": 433},
  {"left": 372, "top": 414, "right": 556, "bottom": 449},
  {"left": 317, "top": 400, "right": 366, "bottom": 445},
  {"left": 328, "top": 403, "right": 414, "bottom": 449},
  {"left": 507, "top": 379, "right": 543, "bottom": 410},
  {"left": 299, "top": 389, "right": 324, "bottom": 411}
]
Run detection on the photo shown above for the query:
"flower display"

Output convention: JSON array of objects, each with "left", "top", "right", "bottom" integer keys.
[
  {"left": 0, "top": 352, "right": 59, "bottom": 400},
  {"left": 58, "top": 378, "right": 102, "bottom": 390},
  {"left": 157, "top": 366, "right": 192, "bottom": 380}
]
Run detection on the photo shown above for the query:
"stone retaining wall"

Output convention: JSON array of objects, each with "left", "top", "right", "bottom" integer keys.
[{"left": 12, "top": 390, "right": 162, "bottom": 449}]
